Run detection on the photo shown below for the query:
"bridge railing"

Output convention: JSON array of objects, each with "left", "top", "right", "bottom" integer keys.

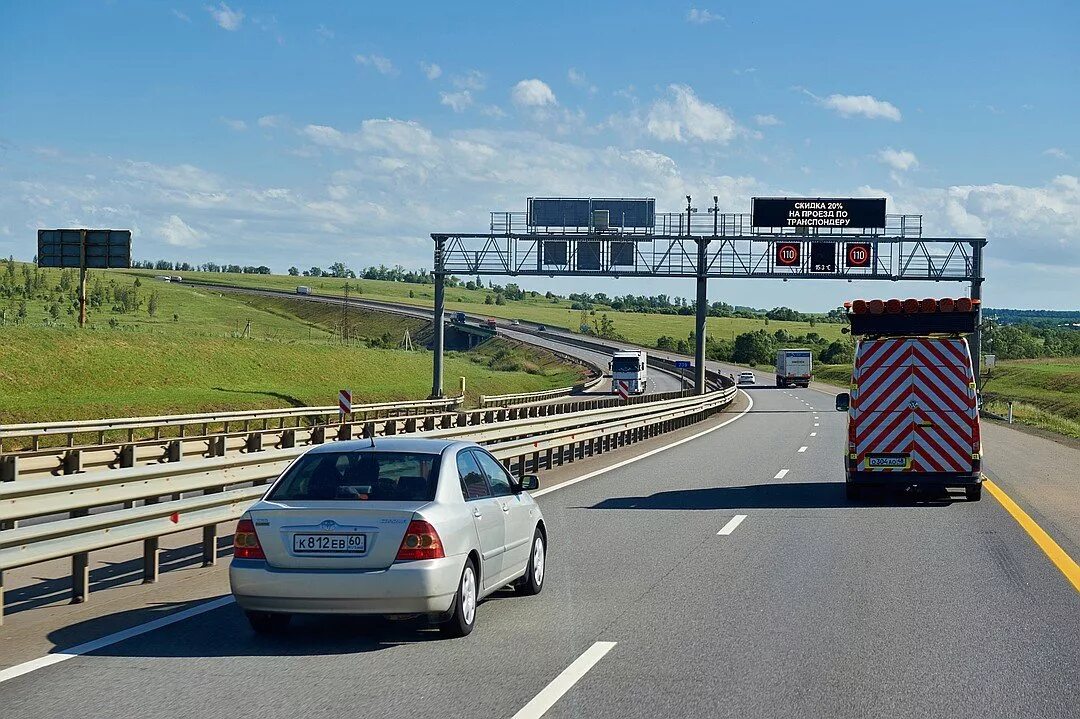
[{"left": 0, "top": 378, "right": 738, "bottom": 623}]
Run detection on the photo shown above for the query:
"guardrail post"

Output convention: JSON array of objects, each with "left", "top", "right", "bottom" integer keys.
[
  {"left": 311, "top": 426, "right": 326, "bottom": 444},
  {"left": 167, "top": 440, "right": 183, "bottom": 463},
  {"left": 143, "top": 537, "right": 160, "bottom": 583},
  {"left": 281, "top": 429, "right": 296, "bottom": 449},
  {"left": 405, "top": 418, "right": 417, "bottom": 433},
  {"left": 246, "top": 433, "right": 263, "bottom": 453},
  {"left": 63, "top": 449, "right": 82, "bottom": 475},
  {"left": 423, "top": 416, "right": 436, "bottom": 431},
  {"left": 71, "top": 542, "right": 90, "bottom": 603},
  {"left": 384, "top": 421, "right": 397, "bottom": 436},
  {"left": 363, "top": 421, "right": 376, "bottom": 439},
  {"left": 337, "top": 423, "right": 352, "bottom": 441},
  {"left": 1, "top": 456, "right": 16, "bottom": 482}
]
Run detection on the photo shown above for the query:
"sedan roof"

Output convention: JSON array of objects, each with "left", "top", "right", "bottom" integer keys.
[{"left": 305, "top": 437, "right": 471, "bottom": 455}]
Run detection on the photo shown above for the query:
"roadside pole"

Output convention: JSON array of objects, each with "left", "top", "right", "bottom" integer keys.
[
  {"left": 78, "top": 230, "right": 88, "bottom": 328},
  {"left": 971, "top": 240, "right": 985, "bottom": 389},
  {"left": 431, "top": 235, "right": 446, "bottom": 398}
]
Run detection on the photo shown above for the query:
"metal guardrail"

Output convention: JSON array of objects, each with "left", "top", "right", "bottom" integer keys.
[
  {"left": 0, "top": 379, "right": 737, "bottom": 622},
  {"left": 0, "top": 396, "right": 466, "bottom": 482}
]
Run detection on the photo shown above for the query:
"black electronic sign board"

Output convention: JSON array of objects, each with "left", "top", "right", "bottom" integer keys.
[
  {"left": 751, "top": 198, "right": 886, "bottom": 229},
  {"left": 846, "top": 243, "right": 872, "bottom": 268},
  {"left": 810, "top": 242, "right": 837, "bottom": 273}
]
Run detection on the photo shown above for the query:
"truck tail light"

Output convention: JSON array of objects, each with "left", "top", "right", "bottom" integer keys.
[
  {"left": 396, "top": 520, "right": 445, "bottom": 561},
  {"left": 868, "top": 299, "right": 884, "bottom": 314},
  {"left": 919, "top": 298, "right": 938, "bottom": 313},
  {"left": 851, "top": 299, "right": 868, "bottom": 315},
  {"left": 234, "top": 518, "right": 265, "bottom": 560},
  {"left": 902, "top": 298, "right": 919, "bottom": 313},
  {"left": 885, "top": 299, "right": 903, "bottom": 314},
  {"left": 939, "top": 297, "right": 955, "bottom": 312}
]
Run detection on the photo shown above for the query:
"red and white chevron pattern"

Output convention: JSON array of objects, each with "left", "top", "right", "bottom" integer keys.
[{"left": 851, "top": 338, "right": 976, "bottom": 474}]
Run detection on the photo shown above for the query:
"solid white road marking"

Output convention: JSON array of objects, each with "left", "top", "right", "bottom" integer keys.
[
  {"left": 0, "top": 596, "right": 235, "bottom": 684},
  {"left": 511, "top": 641, "right": 617, "bottom": 719},
  {"left": 798, "top": 446, "right": 808, "bottom": 453},
  {"left": 774, "top": 469, "right": 789, "bottom": 479},
  {"left": 717, "top": 515, "right": 747, "bottom": 536},
  {"left": 533, "top": 393, "right": 755, "bottom": 497},
  {"left": 814, "top": 423, "right": 819, "bottom": 427},
  {"left": 810, "top": 432, "right": 817, "bottom": 437}
]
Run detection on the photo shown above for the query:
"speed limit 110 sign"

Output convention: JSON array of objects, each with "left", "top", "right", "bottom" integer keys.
[
  {"left": 846, "top": 243, "right": 872, "bottom": 268},
  {"left": 775, "top": 242, "right": 800, "bottom": 266}
]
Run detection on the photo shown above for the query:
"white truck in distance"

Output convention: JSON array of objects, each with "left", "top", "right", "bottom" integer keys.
[
  {"left": 776, "top": 348, "right": 813, "bottom": 388},
  {"left": 610, "top": 350, "right": 648, "bottom": 395}
]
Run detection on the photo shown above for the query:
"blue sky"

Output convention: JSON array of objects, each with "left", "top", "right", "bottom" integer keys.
[{"left": 1, "top": 0, "right": 1078, "bottom": 310}]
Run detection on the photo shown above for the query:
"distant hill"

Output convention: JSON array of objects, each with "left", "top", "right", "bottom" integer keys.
[{"left": 983, "top": 308, "right": 1080, "bottom": 327}]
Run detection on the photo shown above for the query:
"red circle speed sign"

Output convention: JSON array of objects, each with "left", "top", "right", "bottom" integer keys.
[
  {"left": 846, "top": 243, "right": 871, "bottom": 267},
  {"left": 775, "top": 242, "right": 800, "bottom": 266}
]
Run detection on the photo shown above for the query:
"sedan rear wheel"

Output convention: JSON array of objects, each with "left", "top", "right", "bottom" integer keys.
[
  {"left": 515, "top": 529, "right": 546, "bottom": 596},
  {"left": 440, "top": 559, "right": 478, "bottom": 637}
]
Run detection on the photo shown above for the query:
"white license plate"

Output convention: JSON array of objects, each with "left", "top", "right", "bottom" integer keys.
[{"left": 292, "top": 533, "right": 366, "bottom": 554}]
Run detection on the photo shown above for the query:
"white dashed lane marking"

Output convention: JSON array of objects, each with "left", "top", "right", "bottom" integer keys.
[
  {"left": 717, "top": 515, "right": 747, "bottom": 536},
  {"left": 774, "top": 469, "right": 789, "bottom": 479},
  {"left": 798, "top": 446, "right": 808, "bottom": 453}
]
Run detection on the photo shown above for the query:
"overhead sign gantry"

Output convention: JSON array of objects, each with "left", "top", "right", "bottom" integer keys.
[{"left": 430, "top": 196, "right": 986, "bottom": 397}]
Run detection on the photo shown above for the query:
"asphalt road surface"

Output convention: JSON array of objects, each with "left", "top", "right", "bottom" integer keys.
[{"left": 4, "top": 385, "right": 1077, "bottom": 718}]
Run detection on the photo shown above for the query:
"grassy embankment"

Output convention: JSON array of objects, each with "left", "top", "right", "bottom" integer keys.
[
  {"left": 124, "top": 268, "right": 846, "bottom": 346},
  {"left": 814, "top": 360, "right": 1080, "bottom": 440},
  {"left": 0, "top": 267, "right": 587, "bottom": 422}
]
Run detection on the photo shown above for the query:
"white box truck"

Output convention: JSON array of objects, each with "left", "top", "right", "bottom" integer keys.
[
  {"left": 610, "top": 350, "right": 648, "bottom": 396},
  {"left": 776, "top": 349, "right": 813, "bottom": 388}
]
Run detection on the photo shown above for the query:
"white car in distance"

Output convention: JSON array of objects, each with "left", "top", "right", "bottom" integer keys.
[
  {"left": 229, "top": 438, "right": 547, "bottom": 637},
  {"left": 737, "top": 371, "right": 757, "bottom": 385}
]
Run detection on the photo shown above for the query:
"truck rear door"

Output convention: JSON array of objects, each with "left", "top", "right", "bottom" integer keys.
[
  {"left": 853, "top": 339, "right": 915, "bottom": 472},
  {"left": 909, "top": 338, "right": 976, "bottom": 474}
]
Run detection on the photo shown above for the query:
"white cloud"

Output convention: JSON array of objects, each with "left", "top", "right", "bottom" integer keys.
[
  {"left": 206, "top": 2, "right": 243, "bottom": 31},
  {"left": 315, "top": 24, "right": 334, "bottom": 40},
  {"left": 512, "top": 79, "right": 557, "bottom": 108},
  {"left": 221, "top": 118, "right": 247, "bottom": 132},
  {"left": 821, "top": 93, "right": 902, "bottom": 121},
  {"left": 646, "top": 85, "right": 741, "bottom": 143},
  {"left": 355, "top": 54, "right": 396, "bottom": 76},
  {"left": 1044, "top": 147, "right": 1071, "bottom": 160},
  {"left": 452, "top": 70, "right": 486, "bottom": 91},
  {"left": 440, "top": 90, "right": 473, "bottom": 113},
  {"left": 172, "top": 9, "right": 191, "bottom": 22},
  {"left": 877, "top": 148, "right": 918, "bottom": 171},
  {"left": 257, "top": 115, "right": 285, "bottom": 128},
  {"left": 754, "top": 114, "right": 781, "bottom": 126},
  {"left": 420, "top": 61, "right": 442, "bottom": 80},
  {"left": 159, "top": 215, "right": 204, "bottom": 248},
  {"left": 568, "top": 68, "right": 597, "bottom": 95},
  {"left": 686, "top": 8, "right": 723, "bottom": 24}
]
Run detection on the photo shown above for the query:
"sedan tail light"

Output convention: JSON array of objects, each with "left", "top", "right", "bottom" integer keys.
[
  {"left": 234, "top": 518, "right": 265, "bottom": 560},
  {"left": 396, "top": 520, "right": 445, "bottom": 561}
]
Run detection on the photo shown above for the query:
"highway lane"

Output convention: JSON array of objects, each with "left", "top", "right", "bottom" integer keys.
[{"left": 4, "top": 386, "right": 1077, "bottom": 718}]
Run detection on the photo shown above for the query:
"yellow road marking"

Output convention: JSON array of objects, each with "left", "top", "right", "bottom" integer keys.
[{"left": 985, "top": 478, "right": 1080, "bottom": 592}]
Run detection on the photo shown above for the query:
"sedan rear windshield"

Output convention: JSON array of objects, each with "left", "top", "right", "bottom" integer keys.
[{"left": 267, "top": 451, "right": 441, "bottom": 502}]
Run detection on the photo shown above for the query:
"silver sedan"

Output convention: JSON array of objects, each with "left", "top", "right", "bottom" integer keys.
[{"left": 229, "top": 437, "right": 547, "bottom": 637}]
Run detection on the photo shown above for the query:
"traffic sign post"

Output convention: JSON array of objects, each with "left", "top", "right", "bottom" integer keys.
[{"left": 37, "top": 229, "right": 132, "bottom": 328}]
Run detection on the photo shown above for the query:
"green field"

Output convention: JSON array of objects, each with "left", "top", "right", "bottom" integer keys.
[
  {"left": 0, "top": 327, "right": 585, "bottom": 423},
  {"left": 119, "top": 268, "right": 846, "bottom": 347},
  {"left": 0, "top": 264, "right": 588, "bottom": 422},
  {"left": 814, "top": 360, "right": 1080, "bottom": 440}
]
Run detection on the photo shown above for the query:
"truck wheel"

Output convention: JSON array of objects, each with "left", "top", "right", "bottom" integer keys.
[
  {"left": 776, "top": 377, "right": 784, "bottom": 388},
  {"left": 966, "top": 484, "right": 983, "bottom": 501}
]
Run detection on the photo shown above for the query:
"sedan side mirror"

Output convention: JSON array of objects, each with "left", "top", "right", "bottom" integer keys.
[
  {"left": 518, "top": 474, "right": 540, "bottom": 492},
  {"left": 835, "top": 392, "right": 850, "bottom": 412}
]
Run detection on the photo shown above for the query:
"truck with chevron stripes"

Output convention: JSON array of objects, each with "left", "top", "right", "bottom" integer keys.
[{"left": 834, "top": 298, "right": 983, "bottom": 502}]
